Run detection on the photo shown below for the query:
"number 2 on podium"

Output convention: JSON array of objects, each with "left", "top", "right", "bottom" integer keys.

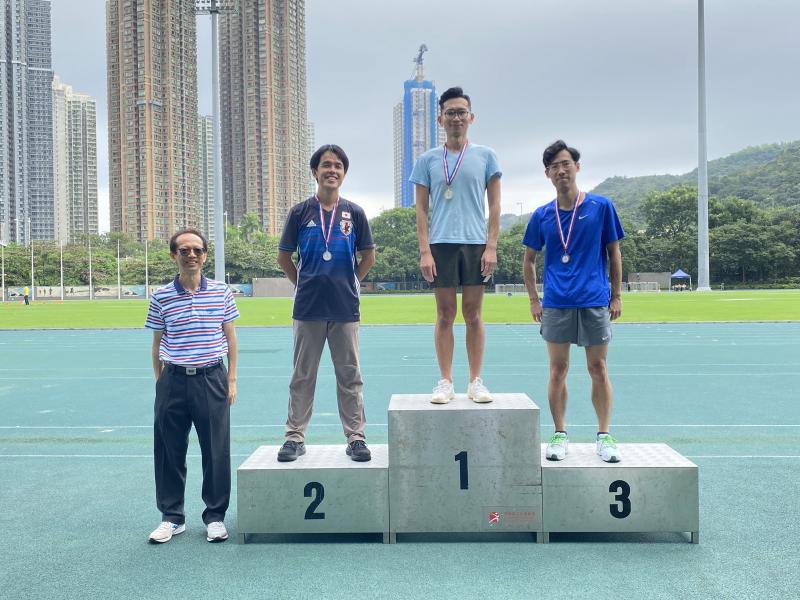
[
  {"left": 304, "top": 481, "right": 325, "bottom": 519},
  {"left": 455, "top": 451, "right": 468, "bottom": 490}
]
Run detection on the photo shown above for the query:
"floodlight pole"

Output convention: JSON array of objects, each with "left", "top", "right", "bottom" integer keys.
[
  {"left": 30, "top": 240, "right": 34, "bottom": 302},
  {"left": 60, "top": 240, "right": 64, "bottom": 301},
  {"left": 145, "top": 238, "right": 149, "bottom": 299},
  {"left": 117, "top": 239, "right": 122, "bottom": 300},
  {"left": 196, "top": 0, "right": 233, "bottom": 283},
  {"left": 1, "top": 242, "right": 5, "bottom": 303},
  {"left": 697, "top": 0, "right": 711, "bottom": 291}
]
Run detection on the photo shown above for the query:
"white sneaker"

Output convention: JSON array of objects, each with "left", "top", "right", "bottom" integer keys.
[
  {"left": 206, "top": 521, "right": 229, "bottom": 543},
  {"left": 545, "top": 432, "right": 569, "bottom": 461},
  {"left": 148, "top": 521, "right": 185, "bottom": 543},
  {"left": 597, "top": 433, "right": 621, "bottom": 463},
  {"left": 467, "top": 377, "right": 493, "bottom": 403},
  {"left": 431, "top": 379, "right": 455, "bottom": 404}
]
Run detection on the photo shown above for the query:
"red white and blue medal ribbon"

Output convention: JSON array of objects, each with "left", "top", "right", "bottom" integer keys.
[
  {"left": 552, "top": 191, "right": 582, "bottom": 264},
  {"left": 316, "top": 195, "right": 339, "bottom": 261},
  {"left": 442, "top": 141, "right": 468, "bottom": 199}
]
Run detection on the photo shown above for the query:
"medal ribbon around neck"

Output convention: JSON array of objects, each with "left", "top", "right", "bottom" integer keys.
[
  {"left": 552, "top": 191, "right": 583, "bottom": 260},
  {"left": 316, "top": 195, "right": 339, "bottom": 259},
  {"left": 442, "top": 140, "right": 469, "bottom": 196}
]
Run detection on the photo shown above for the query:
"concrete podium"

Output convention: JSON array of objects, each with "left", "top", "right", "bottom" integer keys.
[
  {"left": 237, "top": 444, "right": 390, "bottom": 543},
  {"left": 388, "top": 393, "right": 543, "bottom": 541},
  {"left": 541, "top": 443, "right": 699, "bottom": 543}
]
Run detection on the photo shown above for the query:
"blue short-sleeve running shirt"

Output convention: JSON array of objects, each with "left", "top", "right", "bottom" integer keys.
[
  {"left": 409, "top": 143, "right": 501, "bottom": 244},
  {"left": 279, "top": 196, "right": 375, "bottom": 322},
  {"left": 522, "top": 193, "right": 624, "bottom": 308}
]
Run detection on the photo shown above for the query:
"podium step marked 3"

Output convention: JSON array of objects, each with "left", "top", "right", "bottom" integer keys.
[
  {"left": 237, "top": 444, "right": 390, "bottom": 543},
  {"left": 388, "top": 393, "right": 544, "bottom": 541},
  {"left": 541, "top": 443, "right": 699, "bottom": 543}
]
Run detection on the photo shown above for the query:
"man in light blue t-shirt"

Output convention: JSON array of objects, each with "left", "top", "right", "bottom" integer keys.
[
  {"left": 522, "top": 140, "right": 625, "bottom": 463},
  {"left": 410, "top": 86, "right": 502, "bottom": 405}
]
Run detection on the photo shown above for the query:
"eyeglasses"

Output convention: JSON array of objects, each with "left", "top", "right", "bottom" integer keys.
[
  {"left": 442, "top": 109, "right": 470, "bottom": 119},
  {"left": 178, "top": 247, "right": 206, "bottom": 256},
  {"left": 547, "top": 160, "right": 575, "bottom": 172}
]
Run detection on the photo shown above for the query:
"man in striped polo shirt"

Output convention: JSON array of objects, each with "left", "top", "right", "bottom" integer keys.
[{"left": 145, "top": 228, "right": 239, "bottom": 544}]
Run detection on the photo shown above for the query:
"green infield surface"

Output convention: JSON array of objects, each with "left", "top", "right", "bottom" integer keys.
[
  {"left": 1, "top": 289, "right": 798, "bottom": 328},
  {"left": 1, "top": 323, "right": 799, "bottom": 599}
]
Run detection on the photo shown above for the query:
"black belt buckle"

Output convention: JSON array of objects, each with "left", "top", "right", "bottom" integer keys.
[{"left": 186, "top": 367, "right": 197, "bottom": 375}]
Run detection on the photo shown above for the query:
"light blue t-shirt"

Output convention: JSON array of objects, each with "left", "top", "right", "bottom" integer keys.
[{"left": 409, "top": 143, "right": 501, "bottom": 244}]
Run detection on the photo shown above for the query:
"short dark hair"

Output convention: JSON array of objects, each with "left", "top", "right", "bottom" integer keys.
[
  {"left": 543, "top": 140, "right": 580, "bottom": 167},
  {"left": 439, "top": 86, "right": 471, "bottom": 111},
  {"left": 170, "top": 228, "right": 208, "bottom": 254},
  {"left": 310, "top": 144, "right": 349, "bottom": 174}
]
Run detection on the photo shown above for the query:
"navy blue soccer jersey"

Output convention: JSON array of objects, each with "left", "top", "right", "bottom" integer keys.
[{"left": 279, "top": 196, "right": 375, "bottom": 322}]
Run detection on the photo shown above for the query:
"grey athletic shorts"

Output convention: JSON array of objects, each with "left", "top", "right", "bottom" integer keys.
[{"left": 540, "top": 307, "right": 612, "bottom": 347}]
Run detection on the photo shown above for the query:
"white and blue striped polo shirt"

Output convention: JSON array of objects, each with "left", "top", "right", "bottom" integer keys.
[{"left": 145, "top": 275, "right": 239, "bottom": 367}]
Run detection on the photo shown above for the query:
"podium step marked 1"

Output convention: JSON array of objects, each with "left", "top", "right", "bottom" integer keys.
[
  {"left": 237, "top": 445, "right": 390, "bottom": 543},
  {"left": 388, "top": 393, "right": 544, "bottom": 542},
  {"left": 541, "top": 443, "right": 699, "bottom": 543}
]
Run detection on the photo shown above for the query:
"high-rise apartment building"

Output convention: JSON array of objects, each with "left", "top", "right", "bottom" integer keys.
[
  {"left": 393, "top": 45, "right": 443, "bottom": 209},
  {"left": 52, "top": 75, "right": 98, "bottom": 242},
  {"left": 219, "top": 0, "right": 313, "bottom": 237},
  {"left": 106, "top": 0, "right": 198, "bottom": 242},
  {"left": 197, "top": 114, "right": 214, "bottom": 242},
  {"left": 0, "top": 0, "right": 54, "bottom": 244}
]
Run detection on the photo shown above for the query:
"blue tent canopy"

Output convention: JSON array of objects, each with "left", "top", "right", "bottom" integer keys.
[{"left": 671, "top": 269, "right": 691, "bottom": 279}]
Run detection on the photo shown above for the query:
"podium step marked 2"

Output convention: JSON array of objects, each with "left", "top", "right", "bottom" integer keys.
[
  {"left": 541, "top": 443, "right": 699, "bottom": 543},
  {"left": 388, "top": 393, "right": 544, "bottom": 542},
  {"left": 237, "top": 445, "right": 390, "bottom": 543}
]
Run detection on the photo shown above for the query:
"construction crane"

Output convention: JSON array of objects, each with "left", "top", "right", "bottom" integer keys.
[{"left": 412, "top": 44, "right": 428, "bottom": 81}]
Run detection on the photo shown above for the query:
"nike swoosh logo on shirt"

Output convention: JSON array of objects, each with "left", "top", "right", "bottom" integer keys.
[{"left": 579, "top": 215, "right": 588, "bottom": 220}]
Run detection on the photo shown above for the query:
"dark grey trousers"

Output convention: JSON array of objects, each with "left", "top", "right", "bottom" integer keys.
[{"left": 154, "top": 362, "right": 230, "bottom": 525}]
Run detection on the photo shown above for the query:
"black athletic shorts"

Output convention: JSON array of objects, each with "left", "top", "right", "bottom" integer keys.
[{"left": 430, "top": 243, "right": 486, "bottom": 288}]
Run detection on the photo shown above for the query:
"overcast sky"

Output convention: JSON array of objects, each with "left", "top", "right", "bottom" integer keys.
[{"left": 52, "top": 0, "right": 800, "bottom": 231}]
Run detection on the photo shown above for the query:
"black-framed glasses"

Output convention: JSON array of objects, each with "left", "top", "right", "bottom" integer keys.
[
  {"left": 547, "top": 160, "right": 575, "bottom": 172},
  {"left": 442, "top": 109, "right": 470, "bottom": 119},
  {"left": 178, "top": 247, "right": 206, "bottom": 256}
]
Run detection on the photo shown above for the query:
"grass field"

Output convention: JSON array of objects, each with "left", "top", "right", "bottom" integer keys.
[{"left": 0, "top": 289, "right": 797, "bottom": 329}]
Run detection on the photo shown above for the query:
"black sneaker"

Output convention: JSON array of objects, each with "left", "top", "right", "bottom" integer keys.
[
  {"left": 346, "top": 440, "right": 371, "bottom": 462},
  {"left": 277, "top": 440, "right": 306, "bottom": 462}
]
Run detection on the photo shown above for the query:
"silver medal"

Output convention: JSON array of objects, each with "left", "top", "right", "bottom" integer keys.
[
  {"left": 322, "top": 250, "right": 332, "bottom": 261},
  {"left": 561, "top": 254, "right": 570, "bottom": 264},
  {"left": 444, "top": 187, "right": 454, "bottom": 200}
]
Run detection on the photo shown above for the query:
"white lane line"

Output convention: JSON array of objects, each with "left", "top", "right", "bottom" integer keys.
[
  {"left": 687, "top": 455, "right": 800, "bottom": 459},
  {"left": 0, "top": 424, "right": 391, "bottom": 429},
  {"left": 2, "top": 424, "right": 799, "bottom": 430},
  {"left": 2, "top": 454, "right": 798, "bottom": 460}
]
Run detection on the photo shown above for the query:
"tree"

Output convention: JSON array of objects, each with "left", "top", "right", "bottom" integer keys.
[{"left": 368, "top": 208, "right": 420, "bottom": 282}]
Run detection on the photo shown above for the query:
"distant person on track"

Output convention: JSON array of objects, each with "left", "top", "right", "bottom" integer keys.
[
  {"left": 522, "top": 140, "right": 625, "bottom": 463},
  {"left": 276, "top": 144, "right": 376, "bottom": 463},
  {"left": 411, "top": 86, "right": 502, "bottom": 405},
  {"left": 145, "top": 228, "right": 239, "bottom": 544}
]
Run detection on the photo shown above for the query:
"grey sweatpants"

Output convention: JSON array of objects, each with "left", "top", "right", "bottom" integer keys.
[{"left": 285, "top": 320, "right": 366, "bottom": 442}]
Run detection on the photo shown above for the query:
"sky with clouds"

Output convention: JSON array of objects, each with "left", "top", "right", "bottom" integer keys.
[{"left": 52, "top": 0, "right": 800, "bottom": 231}]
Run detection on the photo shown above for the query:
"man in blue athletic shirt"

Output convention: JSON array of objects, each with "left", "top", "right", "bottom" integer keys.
[
  {"left": 277, "top": 144, "right": 376, "bottom": 462},
  {"left": 411, "top": 86, "right": 502, "bottom": 405},
  {"left": 522, "top": 140, "right": 625, "bottom": 463}
]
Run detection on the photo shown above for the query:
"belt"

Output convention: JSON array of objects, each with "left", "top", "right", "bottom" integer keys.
[{"left": 166, "top": 360, "right": 223, "bottom": 376}]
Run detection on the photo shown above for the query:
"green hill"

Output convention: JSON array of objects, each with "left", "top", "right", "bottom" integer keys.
[{"left": 589, "top": 141, "right": 800, "bottom": 223}]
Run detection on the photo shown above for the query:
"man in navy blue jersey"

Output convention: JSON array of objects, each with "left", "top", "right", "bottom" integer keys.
[
  {"left": 522, "top": 140, "right": 625, "bottom": 463},
  {"left": 277, "top": 145, "right": 376, "bottom": 462}
]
